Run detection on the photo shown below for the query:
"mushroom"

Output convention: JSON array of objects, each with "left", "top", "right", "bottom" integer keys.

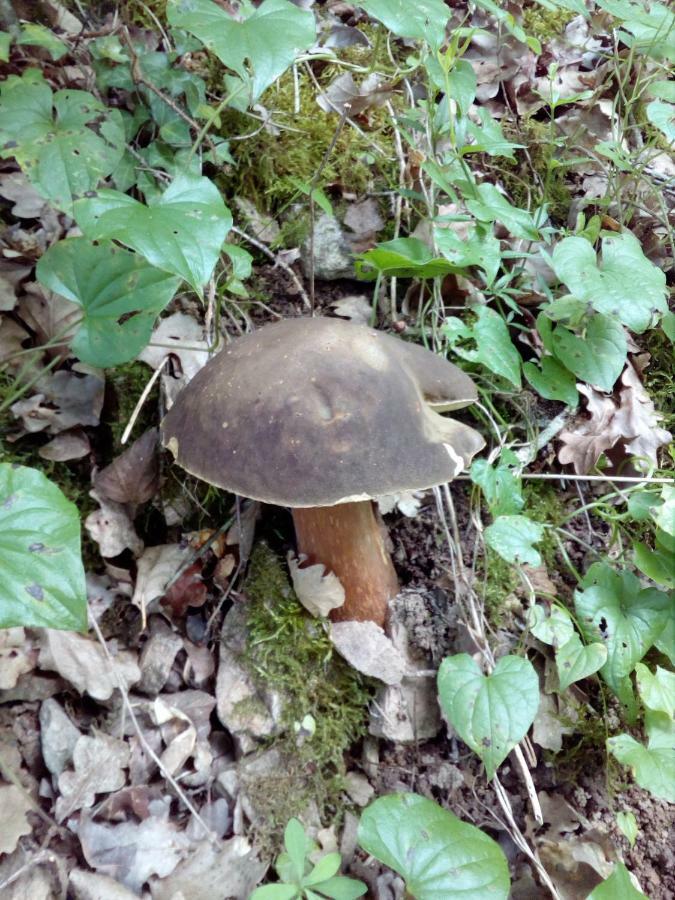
[{"left": 161, "top": 317, "right": 484, "bottom": 627}]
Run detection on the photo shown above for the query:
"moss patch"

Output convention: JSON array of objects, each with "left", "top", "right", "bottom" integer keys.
[
  {"left": 522, "top": 5, "right": 575, "bottom": 44},
  {"left": 240, "top": 544, "right": 373, "bottom": 844}
]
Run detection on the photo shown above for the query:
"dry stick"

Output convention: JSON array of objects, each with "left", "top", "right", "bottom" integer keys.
[
  {"left": 120, "top": 356, "right": 169, "bottom": 444},
  {"left": 89, "top": 615, "right": 218, "bottom": 843},
  {"left": 0, "top": 852, "right": 59, "bottom": 893},
  {"left": 231, "top": 226, "right": 310, "bottom": 309},
  {"left": 385, "top": 99, "right": 406, "bottom": 322},
  {"left": 453, "top": 472, "right": 674, "bottom": 485},
  {"left": 120, "top": 28, "right": 217, "bottom": 158}
]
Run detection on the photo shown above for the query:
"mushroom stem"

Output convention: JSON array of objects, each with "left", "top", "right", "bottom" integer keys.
[{"left": 292, "top": 500, "right": 399, "bottom": 627}]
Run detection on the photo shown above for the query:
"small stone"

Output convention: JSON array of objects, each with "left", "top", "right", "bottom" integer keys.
[
  {"left": 369, "top": 675, "right": 442, "bottom": 743},
  {"left": 137, "top": 619, "right": 183, "bottom": 695},
  {"left": 344, "top": 771, "right": 374, "bottom": 807},
  {"left": 39, "top": 698, "right": 81, "bottom": 777},
  {"left": 330, "top": 621, "right": 406, "bottom": 685},
  {"left": 301, "top": 213, "right": 354, "bottom": 280}
]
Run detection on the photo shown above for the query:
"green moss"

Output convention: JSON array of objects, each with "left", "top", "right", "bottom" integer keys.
[
  {"left": 220, "top": 67, "right": 399, "bottom": 215},
  {"left": 481, "top": 549, "right": 520, "bottom": 624},
  {"left": 240, "top": 544, "right": 373, "bottom": 842},
  {"left": 642, "top": 327, "right": 675, "bottom": 436},
  {"left": 522, "top": 5, "right": 575, "bottom": 43}
]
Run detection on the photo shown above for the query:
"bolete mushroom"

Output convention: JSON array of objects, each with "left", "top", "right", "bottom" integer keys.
[{"left": 161, "top": 317, "right": 484, "bottom": 627}]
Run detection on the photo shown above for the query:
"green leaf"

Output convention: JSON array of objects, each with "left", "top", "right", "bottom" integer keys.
[
  {"left": 437, "top": 654, "right": 539, "bottom": 779},
  {"left": 359, "top": 0, "right": 451, "bottom": 50},
  {"left": 646, "top": 99, "right": 675, "bottom": 142},
  {"left": 0, "top": 31, "right": 10, "bottom": 63},
  {"left": 0, "top": 464, "right": 87, "bottom": 632},
  {"left": 306, "top": 876, "right": 366, "bottom": 899},
  {"left": 574, "top": 564, "right": 671, "bottom": 697},
  {"left": 36, "top": 238, "right": 180, "bottom": 367},
  {"left": 595, "top": 0, "right": 675, "bottom": 62},
  {"left": 0, "top": 69, "right": 125, "bottom": 213},
  {"left": 17, "top": 23, "right": 68, "bottom": 60},
  {"left": 550, "top": 313, "right": 627, "bottom": 391},
  {"left": 633, "top": 541, "right": 675, "bottom": 588},
  {"left": 485, "top": 515, "right": 544, "bottom": 566},
  {"left": 463, "top": 108, "right": 523, "bottom": 161},
  {"left": 653, "top": 485, "right": 675, "bottom": 537},
  {"left": 433, "top": 222, "right": 501, "bottom": 286},
  {"left": 586, "top": 862, "right": 647, "bottom": 899},
  {"left": 607, "top": 733, "right": 675, "bottom": 803},
  {"left": 528, "top": 605, "right": 575, "bottom": 647},
  {"left": 303, "top": 852, "right": 341, "bottom": 886},
  {"left": 284, "top": 818, "right": 310, "bottom": 882},
  {"left": 465, "top": 182, "right": 541, "bottom": 241},
  {"left": 445, "top": 307, "right": 521, "bottom": 388},
  {"left": 471, "top": 453, "right": 524, "bottom": 517},
  {"left": 250, "top": 886, "right": 299, "bottom": 900},
  {"left": 357, "top": 237, "right": 463, "bottom": 279},
  {"left": 551, "top": 233, "right": 668, "bottom": 333},
  {"left": 616, "top": 810, "right": 638, "bottom": 847},
  {"left": 358, "top": 793, "right": 510, "bottom": 899},
  {"left": 523, "top": 357, "right": 579, "bottom": 406},
  {"left": 167, "top": 0, "right": 316, "bottom": 102},
  {"left": 556, "top": 633, "right": 607, "bottom": 691},
  {"left": 74, "top": 174, "right": 232, "bottom": 293}
]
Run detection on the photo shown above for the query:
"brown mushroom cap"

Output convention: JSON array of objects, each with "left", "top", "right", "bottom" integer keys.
[{"left": 161, "top": 317, "right": 485, "bottom": 507}]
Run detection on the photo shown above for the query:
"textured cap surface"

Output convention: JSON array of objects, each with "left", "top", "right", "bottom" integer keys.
[{"left": 161, "top": 317, "right": 484, "bottom": 506}]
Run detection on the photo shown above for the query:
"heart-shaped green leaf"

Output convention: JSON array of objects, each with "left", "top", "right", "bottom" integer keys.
[
  {"left": 437, "top": 654, "right": 539, "bottom": 779},
  {"left": 550, "top": 313, "right": 626, "bottom": 391},
  {"left": 484, "top": 514, "right": 544, "bottom": 566},
  {"left": 552, "top": 232, "right": 667, "bottom": 334},
  {"left": 528, "top": 604, "right": 575, "bottom": 647},
  {"left": 0, "top": 69, "right": 125, "bottom": 213},
  {"left": 556, "top": 633, "right": 607, "bottom": 691},
  {"left": 523, "top": 356, "right": 579, "bottom": 406},
  {"left": 0, "top": 464, "right": 87, "bottom": 631},
  {"left": 74, "top": 174, "right": 232, "bottom": 293},
  {"left": 357, "top": 793, "right": 510, "bottom": 899},
  {"left": 607, "top": 734, "right": 675, "bottom": 804},
  {"left": 167, "top": 0, "right": 316, "bottom": 102},
  {"left": 587, "top": 862, "right": 647, "bottom": 899},
  {"left": 357, "top": 236, "right": 463, "bottom": 280},
  {"left": 574, "top": 563, "right": 670, "bottom": 696},
  {"left": 358, "top": 0, "right": 451, "bottom": 49},
  {"left": 36, "top": 238, "right": 181, "bottom": 367}
]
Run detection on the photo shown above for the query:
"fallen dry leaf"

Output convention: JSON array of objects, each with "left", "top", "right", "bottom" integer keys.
[
  {"left": 94, "top": 428, "right": 159, "bottom": 505},
  {"left": 288, "top": 553, "right": 345, "bottom": 618},
  {"left": 317, "top": 71, "right": 393, "bottom": 116},
  {"left": 40, "top": 697, "right": 82, "bottom": 777},
  {"left": 85, "top": 491, "right": 144, "bottom": 559},
  {"left": 150, "top": 836, "right": 266, "bottom": 900},
  {"left": 0, "top": 627, "right": 35, "bottom": 690},
  {"left": 15, "top": 283, "right": 79, "bottom": 357},
  {"left": 0, "top": 259, "right": 32, "bottom": 311},
  {"left": 161, "top": 561, "right": 208, "bottom": 618},
  {"left": 139, "top": 312, "right": 209, "bottom": 383},
  {"left": 56, "top": 733, "right": 130, "bottom": 822},
  {"left": 39, "top": 630, "right": 141, "bottom": 701},
  {"left": 0, "top": 784, "right": 33, "bottom": 853},
  {"left": 330, "top": 621, "right": 407, "bottom": 685},
  {"left": 39, "top": 429, "right": 91, "bottom": 462},
  {"left": 132, "top": 544, "right": 191, "bottom": 619},
  {"left": 68, "top": 868, "right": 141, "bottom": 900},
  {"left": 79, "top": 815, "right": 192, "bottom": 893},
  {"left": 330, "top": 294, "right": 372, "bottom": 325},
  {"left": 0, "top": 172, "right": 49, "bottom": 218},
  {"left": 558, "top": 361, "right": 671, "bottom": 474},
  {"left": 11, "top": 368, "right": 104, "bottom": 435}
]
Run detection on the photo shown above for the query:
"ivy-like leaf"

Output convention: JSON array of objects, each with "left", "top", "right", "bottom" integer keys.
[
  {"left": 445, "top": 307, "right": 522, "bottom": 388},
  {"left": 574, "top": 563, "right": 670, "bottom": 697},
  {"left": 437, "top": 654, "right": 539, "bottom": 779},
  {"left": 552, "top": 233, "right": 668, "bottom": 333},
  {"left": 607, "top": 734, "right": 675, "bottom": 804},
  {"left": 471, "top": 451, "right": 524, "bottom": 517},
  {"left": 17, "top": 23, "right": 68, "bottom": 60},
  {"left": 357, "top": 236, "right": 463, "bottom": 279},
  {"left": 0, "top": 69, "right": 125, "bottom": 213},
  {"left": 74, "top": 174, "right": 232, "bottom": 293},
  {"left": 466, "top": 182, "right": 541, "bottom": 241},
  {"left": 167, "top": 0, "right": 316, "bottom": 102},
  {"left": 586, "top": 862, "right": 647, "bottom": 899},
  {"left": 556, "top": 633, "right": 607, "bottom": 691},
  {"left": 0, "top": 464, "right": 87, "bottom": 631},
  {"left": 550, "top": 313, "right": 627, "bottom": 391},
  {"left": 485, "top": 515, "right": 544, "bottom": 565},
  {"left": 359, "top": 0, "right": 451, "bottom": 50},
  {"left": 358, "top": 793, "right": 510, "bottom": 899},
  {"left": 523, "top": 356, "right": 579, "bottom": 406},
  {"left": 36, "top": 238, "right": 181, "bottom": 367}
]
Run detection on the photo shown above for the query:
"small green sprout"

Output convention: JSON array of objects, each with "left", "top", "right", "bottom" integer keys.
[{"left": 250, "top": 818, "right": 366, "bottom": 900}]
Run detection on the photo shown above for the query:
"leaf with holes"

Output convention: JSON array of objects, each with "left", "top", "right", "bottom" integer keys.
[
  {"left": 0, "top": 69, "right": 125, "bottom": 213},
  {"left": 74, "top": 174, "right": 232, "bottom": 293},
  {"left": 358, "top": 793, "right": 510, "bottom": 899},
  {"left": 550, "top": 313, "right": 627, "bottom": 391},
  {"left": 36, "top": 238, "right": 180, "bottom": 367},
  {"left": 167, "top": 0, "right": 316, "bottom": 103},
  {"left": 437, "top": 654, "right": 539, "bottom": 779},
  {"left": 552, "top": 233, "right": 667, "bottom": 334},
  {"left": 555, "top": 633, "right": 607, "bottom": 691},
  {"left": 359, "top": 0, "right": 451, "bottom": 50},
  {"left": 0, "top": 464, "right": 86, "bottom": 631},
  {"left": 485, "top": 515, "right": 544, "bottom": 566},
  {"left": 574, "top": 563, "right": 670, "bottom": 698}
]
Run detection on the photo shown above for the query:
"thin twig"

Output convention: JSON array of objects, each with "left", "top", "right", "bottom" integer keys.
[
  {"left": 121, "top": 357, "right": 169, "bottom": 445},
  {"left": 453, "top": 472, "right": 673, "bottom": 485},
  {"left": 89, "top": 616, "right": 218, "bottom": 842},
  {"left": 232, "top": 226, "right": 311, "bottom": 309}
]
